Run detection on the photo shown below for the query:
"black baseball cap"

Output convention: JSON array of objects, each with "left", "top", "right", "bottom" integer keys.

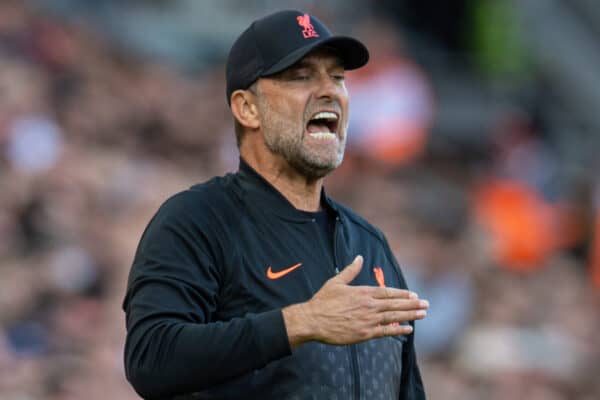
[{"left": 226, "top": 9, "right": 369, "bottom": 104}]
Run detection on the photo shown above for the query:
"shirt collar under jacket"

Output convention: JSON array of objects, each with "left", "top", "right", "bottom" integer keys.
[{"left": 235, "top": 157, "right": 341, "bottom": 223}]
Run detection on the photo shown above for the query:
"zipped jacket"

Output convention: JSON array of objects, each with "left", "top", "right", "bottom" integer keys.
[{"left": 123, "top": 159, "right": 426, "bottom": 400}]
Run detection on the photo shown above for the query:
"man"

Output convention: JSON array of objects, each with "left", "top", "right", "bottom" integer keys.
[{"left": 123, "top": 10, "right": 428, "bottom": 399}]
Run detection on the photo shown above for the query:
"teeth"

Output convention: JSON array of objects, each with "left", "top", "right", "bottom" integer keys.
[
  {"left": 309, "top": 132, "right": 336, "bottom": 139},
  {"left": 312, "top": 111, "right": 338, "bottom": 120}
]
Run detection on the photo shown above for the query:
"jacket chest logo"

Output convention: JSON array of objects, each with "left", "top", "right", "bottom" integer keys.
[
  {"left": 266, "top": 263, "right": 302, "bottom": 279},
  {"left": 373, "top": 267, "right": 400, "bottom": 327},
  {"left": 373, "top": 267, "right": 386, "bottom": 287}
]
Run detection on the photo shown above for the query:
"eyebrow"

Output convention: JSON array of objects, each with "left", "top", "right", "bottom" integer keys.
[{"left": 291, "top": 60, "right": 312, "bottom": 70}]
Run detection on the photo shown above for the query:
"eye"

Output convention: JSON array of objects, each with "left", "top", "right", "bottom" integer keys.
[
  {"left": 284, "top": 68, "right": 312, "bottom": 81},
  {"left": 332, "top": 74, "right": 345, "bottom": 82},
  {"left": 292, "top": 74, "right": 310, "bottom": 81}
]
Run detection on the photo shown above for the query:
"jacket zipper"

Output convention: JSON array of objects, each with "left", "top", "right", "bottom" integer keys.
[
  {"left": 333, "top": 217, "right": 360, "bottom": 399},
  {"left": 332, "top": 216, "right": 340, "bottom": 275},
  {"left": 350, "top": 346, "right": 360, "bottom": 399}
]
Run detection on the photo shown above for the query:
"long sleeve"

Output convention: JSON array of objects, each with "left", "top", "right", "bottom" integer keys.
[{"left": 122, "top": 194, "right": 291, "bottom": 399}]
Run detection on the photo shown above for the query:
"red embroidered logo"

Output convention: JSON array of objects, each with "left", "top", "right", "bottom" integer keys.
[
  {"left": 373, "top": 267, "right": 399, "bottom": 326},
  {"left": 373, "top": 267, "right": 386, "bottom": 288},
  {"left": 296, "top": 14, "right": 319, "bottom": 39}
]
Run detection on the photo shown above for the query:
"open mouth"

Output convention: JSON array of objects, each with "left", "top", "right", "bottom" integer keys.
[{"left": 306, "top": 111, "right": 339, "bottom": 139}]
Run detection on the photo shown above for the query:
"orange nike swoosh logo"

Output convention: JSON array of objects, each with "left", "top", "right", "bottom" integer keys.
[{"left": 266, "top": 263, "right": 302, "bottom": 279}]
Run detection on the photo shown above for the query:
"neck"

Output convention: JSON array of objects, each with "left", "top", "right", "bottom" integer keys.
[{"left": 241, "top": 152, "right": 324, "bottom": 212}]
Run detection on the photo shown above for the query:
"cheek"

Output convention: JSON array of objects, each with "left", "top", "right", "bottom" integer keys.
[
  {"left": 265, "top": 97, "right": 298, "bottom": 122},
  {"left": 340, "top": 94, "right": 349, "bottom": 125}
]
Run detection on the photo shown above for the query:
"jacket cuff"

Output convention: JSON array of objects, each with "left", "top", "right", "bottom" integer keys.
[{"left": 251, "top": 309, "right": 292, "bottom": 365}]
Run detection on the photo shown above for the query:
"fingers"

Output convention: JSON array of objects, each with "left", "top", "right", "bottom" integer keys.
[
  {"left": 378, "top": 323, "right": 413, "bottom": 337},
  {"left": 370, "top": 286, "right": 417, "bottom": 300},
  {"left": 333, "top": 255, "right": 363, "bottom": 284},
  {"left": 311, "top": 256, "right": 429, "bottom": 344},
  {"left": 379, "top": 309, "right": 427, "bottom": 325},
  {"left": 377, "top": 298, "right": 429, "bottom": 312}
]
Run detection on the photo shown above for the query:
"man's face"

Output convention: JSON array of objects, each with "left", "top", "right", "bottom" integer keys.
[{"left": 254, "top": 48, "right": 349, "bottom": 179}]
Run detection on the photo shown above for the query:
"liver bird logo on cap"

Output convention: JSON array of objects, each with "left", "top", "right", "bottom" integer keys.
[{"left": 297, "top": 14, "right": 319, "bottom": 39}]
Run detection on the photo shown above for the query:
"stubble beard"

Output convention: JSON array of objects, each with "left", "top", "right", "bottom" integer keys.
[{"left": 262, "top": 115, "right": 345, "bottom": 180}]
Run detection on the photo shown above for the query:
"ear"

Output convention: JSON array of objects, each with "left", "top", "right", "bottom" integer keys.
[{"left": 230, "top": 89, "right": 260, "bottom": 130}]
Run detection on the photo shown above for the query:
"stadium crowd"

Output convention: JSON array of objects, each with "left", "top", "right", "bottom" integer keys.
[{"left": 0, "top": 1, "right": 598, "bottom": 399}]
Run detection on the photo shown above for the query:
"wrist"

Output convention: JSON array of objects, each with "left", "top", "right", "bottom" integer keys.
[{"left": 282, "top": 302, "right": 316, "bottom": 349}]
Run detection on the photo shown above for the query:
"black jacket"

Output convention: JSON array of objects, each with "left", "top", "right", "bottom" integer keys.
[{"left": 123, "top": 160, "right": 426, "bottom": 399}]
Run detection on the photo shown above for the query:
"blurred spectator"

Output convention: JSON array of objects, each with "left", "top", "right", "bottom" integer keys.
[
  {"left": 5, "top": 114, "right": 64, "bottom": 174},
  {"left": 472, "top": 110, "right": 580, "bottom": 271},
  {"left": 473, "top": 179, "right": 557, "bottom": 270},
  {"left": 401, "top": 176, "right": 474, "bottom": 357},
  {"left": 345, "top": 18, "right": 434, "bottom": 170}
]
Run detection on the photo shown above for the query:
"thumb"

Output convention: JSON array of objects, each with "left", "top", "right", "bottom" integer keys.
[{"left": 333, "top": 255, "right": 363, "bottom": 284}]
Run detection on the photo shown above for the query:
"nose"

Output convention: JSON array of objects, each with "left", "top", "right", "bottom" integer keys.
[{"left": 314, "top": 73, "right": 345, "bottom": 101}]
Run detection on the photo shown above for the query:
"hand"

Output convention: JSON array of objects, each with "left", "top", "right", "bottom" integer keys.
[{"left": 282, "top": 255, "right": 429, "bottom": 348}]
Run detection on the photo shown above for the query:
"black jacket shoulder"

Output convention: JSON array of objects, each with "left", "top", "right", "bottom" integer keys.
[
  {"left": 152, "top": 173, "right": 240, "bottom": 225},
  {"left": 329, "top": 198, "right": 387, "bottom": 243}
]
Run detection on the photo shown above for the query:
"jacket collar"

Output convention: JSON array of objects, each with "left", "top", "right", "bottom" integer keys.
[{"left": 235, "top": 157, "right": 339, "bottom": 222}]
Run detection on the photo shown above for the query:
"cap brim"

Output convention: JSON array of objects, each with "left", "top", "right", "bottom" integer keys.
[{"left": 261, "top": 36, "right": 369, "bottom": 77}]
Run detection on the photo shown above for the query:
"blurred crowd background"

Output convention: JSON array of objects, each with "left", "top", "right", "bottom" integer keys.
[{"left": 1, "top": 0, "right": 599, "bottom": 399}]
